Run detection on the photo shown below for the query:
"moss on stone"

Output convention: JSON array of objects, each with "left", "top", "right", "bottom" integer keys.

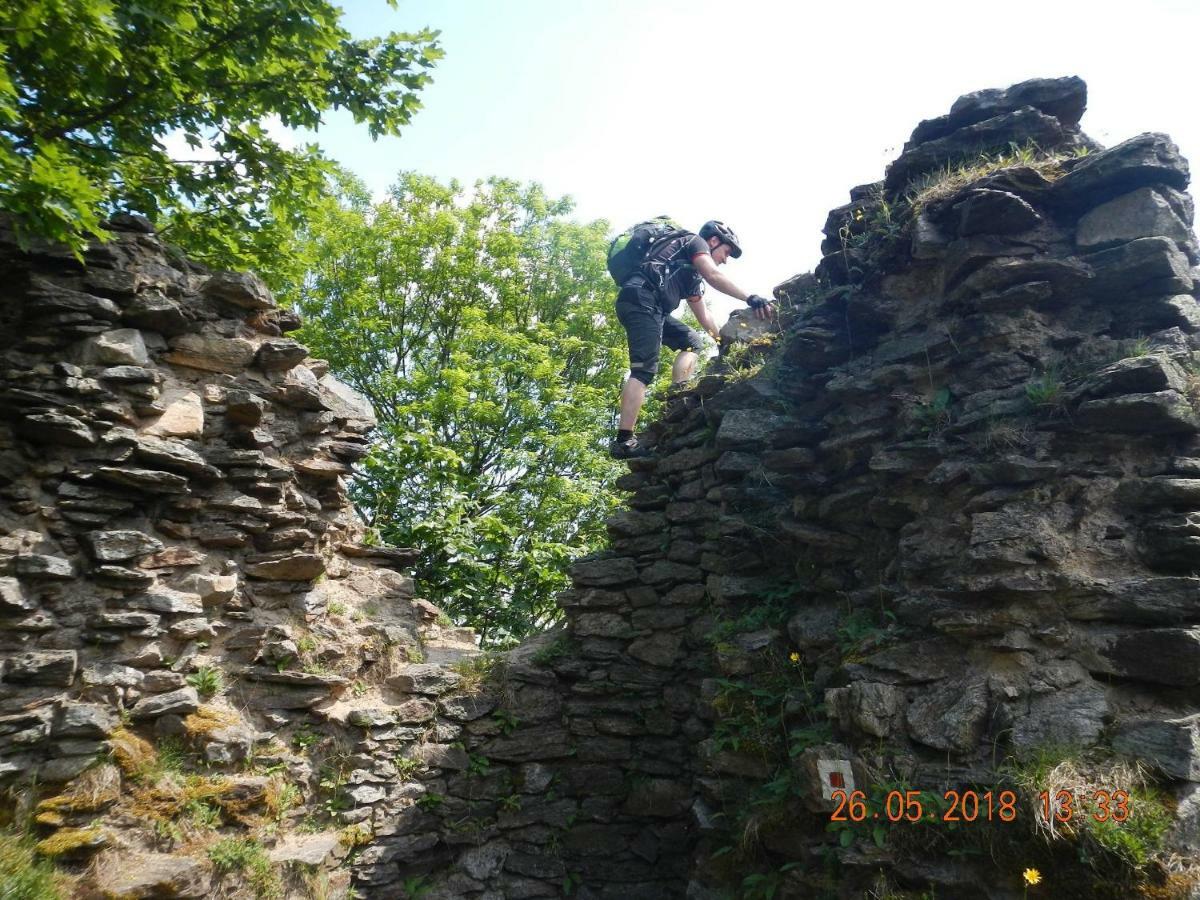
[
  {"left": 36, "top": 765, "right": 121, "bottom": 816},
  {"left": 34, "top": 827, "right": 108, "bottom": 859},
  {"left": 183, "top": 705, "right": 241, "bottom": 739},
  {"left": 108, "top": 727, "right": 156, "bottom": 778}
]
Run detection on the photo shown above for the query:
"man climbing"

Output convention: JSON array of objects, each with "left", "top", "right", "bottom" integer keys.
[{"left": 610, "top": 219, "right": 774, "bottom": 459}]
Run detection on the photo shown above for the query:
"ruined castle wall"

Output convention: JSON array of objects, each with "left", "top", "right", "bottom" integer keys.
[
  {"left": 0, "top": 214, "right": 485, "bottom": 897},
  {"left": 412, "top": 75, "right": 1200, "bottom": 899}
]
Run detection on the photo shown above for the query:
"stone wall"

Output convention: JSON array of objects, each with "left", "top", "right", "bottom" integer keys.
[
  {"left": 406, "top": 75, "right": 1200, "bottom": 899},
  {"left": 0, "top": 214, "right": 485, "bottom": 897}
]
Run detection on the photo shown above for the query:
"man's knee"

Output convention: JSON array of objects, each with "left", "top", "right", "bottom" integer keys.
[{"left": 629, "top": 367, "right": 656, "bottom": 386}]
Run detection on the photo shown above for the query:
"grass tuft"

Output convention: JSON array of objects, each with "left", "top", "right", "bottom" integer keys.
[
  {"left": 1006, "top": 748, "right": 1176, "bottom": 874},
  {"left": 451, "top": 653, "right": 497, "bottom": 695},
  {"left": 903, "top": 140, "right": 1074, "bottom": 212},
  {"left": 208, "top": 836, "right": 282, "bottom": 899},
  {"left": 0, "top": 830, "right": 68, "bottom": 899},
  {"left": 1025, "top": 371, "right": 1066, "bottom": 411}
]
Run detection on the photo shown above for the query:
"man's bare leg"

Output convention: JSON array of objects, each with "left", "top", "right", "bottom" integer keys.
[
  {"left": 618, "top": 376, "right": 647, "bottom": 431},
  {"left": 672, "top": 350, "right": 698, "bottom": 386}
]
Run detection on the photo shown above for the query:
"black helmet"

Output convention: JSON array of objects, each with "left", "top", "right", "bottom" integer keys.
[{"left": 699, "top": 220, "right": 742, "bottom": 258}]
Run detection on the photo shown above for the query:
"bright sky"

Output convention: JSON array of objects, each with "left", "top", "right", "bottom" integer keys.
[{"left": 297, "top": 0, "right": 1200, "bottom": 325}]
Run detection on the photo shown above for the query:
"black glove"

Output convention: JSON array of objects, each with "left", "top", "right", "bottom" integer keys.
[{"left": 746, "top": 294, "right": 772, "bottom": 310}]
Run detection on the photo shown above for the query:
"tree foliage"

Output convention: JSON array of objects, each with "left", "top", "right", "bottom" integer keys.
[
  {"left": 0, "top": 0, "right": 441, "bottom": 274},
  {"left": 285, "top": 172, "right": 630, "bottom": 645}
]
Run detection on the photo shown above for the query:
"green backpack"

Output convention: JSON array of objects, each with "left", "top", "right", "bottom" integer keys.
[{"left": 606, "top": 216, "right": 689, "bottom": 288}]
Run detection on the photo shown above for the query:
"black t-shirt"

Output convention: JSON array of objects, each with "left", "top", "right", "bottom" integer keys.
[{"left": 657, "top": 234, "right": 708, "bottom": 313}]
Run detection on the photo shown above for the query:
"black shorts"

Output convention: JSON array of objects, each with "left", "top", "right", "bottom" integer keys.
[{"left": 616, "top": 282, "right": 704, "bottom": 384}]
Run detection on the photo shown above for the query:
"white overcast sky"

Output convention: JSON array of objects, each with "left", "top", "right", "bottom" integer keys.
[{"left": 291, "top": 0, "right": 1200, "bottom": 324}]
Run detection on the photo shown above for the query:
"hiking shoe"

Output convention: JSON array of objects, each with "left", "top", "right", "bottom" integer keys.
[{"left": 609, "top": 436, "right": 653, "bottom": 460}]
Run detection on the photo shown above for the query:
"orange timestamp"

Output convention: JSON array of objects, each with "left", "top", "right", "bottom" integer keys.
[
  {"left": 830, "top": 789, "right": 1132, "bottom": 824},
  {"left": 1039, "top": 789, "right": 1130, "bottom": 824}
]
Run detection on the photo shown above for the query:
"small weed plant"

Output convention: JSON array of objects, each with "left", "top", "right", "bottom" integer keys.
[
  {"left": 1025, "top": 371, "right": 1066, "bottom": 413},
  {"left": 492, "top": 708, "right": 520, "bottom": 736},
  {"left": 394, "top": 756, "right": 423, "bottom": 779},
  {"left": 185, "top": 798, "right": 222, "bottom": 829},
  {"left": 416, "top": 792, "right": 444, "bottom": 811},
  {"left": 292, "top": 727, "right": 320, "bottom": 752},
  {"left": 402, "top": 875, "right": 433, "bottom": 898},
  {"left": 531, "top": 636, "right": 573, "bottom": 667},
  {"left": 185, "top": 666, "right": 223, "bottom": 699},
  {"left": 911, "top": 387, "right": 953, "bottom": 435}
]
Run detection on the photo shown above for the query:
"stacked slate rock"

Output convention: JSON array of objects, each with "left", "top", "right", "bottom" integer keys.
[
  {"left": 723, "top": 76, "right": 1200, "bottom": 894},
  {"left": 357, "top": 383, "right": 747, "bottom": 899},
  {"left": 0, "top": 215, "right": 485, "bottom": 896}
]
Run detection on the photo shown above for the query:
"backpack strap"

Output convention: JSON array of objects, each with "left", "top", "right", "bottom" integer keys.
[{"left": 641, "top": 230, "right": 697, "bottom": 290}]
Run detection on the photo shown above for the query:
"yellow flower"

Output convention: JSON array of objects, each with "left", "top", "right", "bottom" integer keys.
[
  {"left": 853, "top": 208, "right": 865, "bottom": 221},
  {"left": 1023, "top": 868, "right": 1042, "bottom": 886},
  {"left": 789, "top": 652, "right": 801, "bottom": 663}
]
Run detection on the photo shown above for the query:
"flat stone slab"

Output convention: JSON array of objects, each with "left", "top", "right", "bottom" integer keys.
[
  {"left": 387, "top": 664, "right": 462, "bottom": 695},
  {"left": 203, "top": 270, "right": 274, "bottom": 310},
  {"left": 240, "top": 667, "right": 346, "bottom": 687},
  {"left": 1051, "top": 131, "right": 1190, "bottom": 211},
  {"left": 1076, "top": 391, "right": 1199, "bottom": 434},
  {"left": 96, "top": 851, "right": 210, "bottom": 898},
  {"left": 886, "top": 107, "right": 1069, "bottom": 194},
  {"left": 906, "top": 76, "right": 1087, "bottom": 148},
  {"left": 3, "top": 650, "right": 78, "bottom": 686},
  {"left": 339, "top": 542, "right": 419, "bottom": 569},
  {"left": 82, "top": 530, "right": 164, "bottom": 563},
  {"left": 164, "top": 334, "right": 257, "bottom": 373},
  {"left": 244, "top": 553, "right": 326, "bottom": 581},
  {"left": 570, "top": 557, "right": 638, "bottom": 588},
  {"left": 93, "top": 466, "right": 191, "bottom": 494},
  {"left": 255, "top": 338, "right": 308, "bottom": 371},
  {"left": 16, "top": 412, "right": 95, "bottom": 447},
  {"left": 1077, "top": 186, "right": 1194, "bottom": 251},
  {"left": 268, "top": 833, "right": 345, "bottom": 868},
  {"left": 1112, "top": 715, "right": 1200, "bottom": 780},
  {"left": 129, "top": 687, "right": 199, "bottom": 719}
]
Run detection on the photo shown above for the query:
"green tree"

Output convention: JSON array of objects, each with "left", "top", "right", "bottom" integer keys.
[
  {"left": 0, "top": 0, "right": 441, "bottom": 276},
  {"left": 284, "top": 171, "right": 629, "bottom": 645}
]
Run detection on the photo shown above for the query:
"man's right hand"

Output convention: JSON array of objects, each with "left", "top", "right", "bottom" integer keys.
[{"left": 746, "top": 294, "right": 775, "bottom": 320}]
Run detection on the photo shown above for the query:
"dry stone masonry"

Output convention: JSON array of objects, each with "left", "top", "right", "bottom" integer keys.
[
  {"left": 5, "top": 74, "right": 1200, "bottom": 899},
  {"left": 0, "top": 213, "right": 484, "bottom": 897}
]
